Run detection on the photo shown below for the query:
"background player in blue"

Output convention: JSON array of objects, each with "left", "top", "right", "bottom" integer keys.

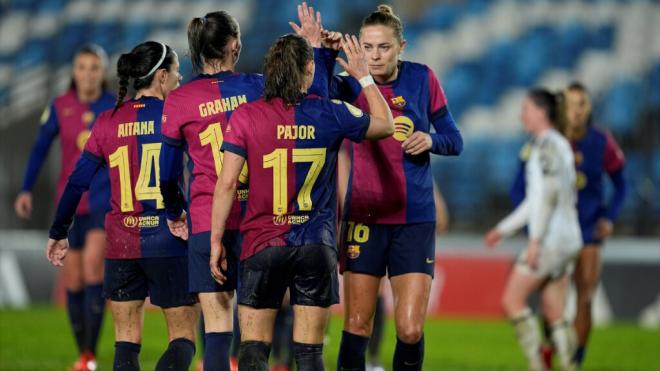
[
  {"left": 14, "top": 44, "right": 113, "bottom": 371},
  {"left": 301, "top": 5, "right": 462, "bottom": 370},
  {"left": 511, "top": 82, "right": 627, "bottom": 368},
  {"left": 209, "top": 33, "right": 393, "bottom": 371},
  {"left": 47, "top": 41, "right": 198, "bottom": 371}
]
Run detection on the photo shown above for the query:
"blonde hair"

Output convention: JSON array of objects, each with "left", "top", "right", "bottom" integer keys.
[{"left": 361, "top": 4, "right": 404, "bottom": 42}]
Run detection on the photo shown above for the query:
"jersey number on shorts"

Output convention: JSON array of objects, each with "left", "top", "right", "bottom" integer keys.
[
  {"left": 263, "top": 148, "right": 326, "bottom": 215},
  {"left": 346, "top": 221, "right": 370, "bottom": 243},
  {"left": 199, "top": 122, "right": 248, "bottom": 183},
  {"left": 108, "top": 144, "right": 164, "bottom": 212}
]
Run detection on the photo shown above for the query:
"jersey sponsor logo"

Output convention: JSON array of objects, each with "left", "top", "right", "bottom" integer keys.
[
  {"left": 331, "top": 99, "right": 364, "bottom": 118},
  {"left": 272, "top": 214, "right": 310, "bottom": 226},
  {"left": 392, "top": 115, "right": 415, "bottom": 142},
  {"left": 391, "top": 95, "right": 406, "bottom": 108},
  {"left": 198, "top": 95, "right": 248, "bottom": 117},
  {"left": 76, "top": 129, "right": 91, "bottom": 150},
  {"left": 236, "top": 189, "right": 249, "bottom": 201},
  {"left": 276, "top": 124, "right": 316, "bottom": 140},
  {"left": 117, "top": 121, "right": 155, "bottom": 138},
  {"left": 123, "top": 215, "right": 160, "bottom": 228},
  {"left": 82, "top": 111, "right": 95, "bottom": 125},
  {"left": 347, "top": 244, "right": 360, "bottom": 259}
]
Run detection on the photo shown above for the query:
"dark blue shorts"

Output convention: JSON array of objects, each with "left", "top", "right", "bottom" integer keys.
[
  {"left": 239, "top": 244, "right": 339, "bottom": 309},
  {"left": 188, "top": 230, "right": 240, "bottom": 293},
  {"left": 340, "top": 222, "right": 436, "bottom": 278},
  {"left": 103, "top": 257, "right": 196, "bottom": 308},
  {"left": 69, "top": 212, "right": 105, "bottom": 250},
  {"left": 581, "top": 222, "right": 603, "bottom": 246}
]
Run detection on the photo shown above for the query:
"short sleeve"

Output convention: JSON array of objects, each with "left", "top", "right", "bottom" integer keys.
[
  {"left": 161, "top": 93, "right": 185, "bottom": 146},
  {"left": 222, "top": 105, "right": 249, "bottom": 158},
  {"left": 83, "top": 113, "right": 105, "bottom": 163},
  {"left": 427, "top": 67, "right": 448, "bottom": 119},
  {"left": 603, "top": 130, "right": 625, "bottom": 173},
  {"left": 330, "top": 99, "right": 370, "bottom": 143},
  {"left": 538, "top": 138, "right": 560, "bottom": 176}
]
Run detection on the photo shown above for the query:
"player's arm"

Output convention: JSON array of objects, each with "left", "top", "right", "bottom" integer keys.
[
  {"left": 47, "top": 152, "right": 103, "bottom": 266},
  {"left": 403, "top": 68, "right": 463, "bottom": 156},
  {"left": 159, "top": 138, "right": 186, "bottom": 221},
  {"left": 16, "top": 104, "right": 60, "bottom": 219},
  {"left": 336, "top": 34, "right": 393, "bottom": 139},
  {"left": 210, "top": 151, "right": 245, "bottom": 284},
  {"left": 599, "top": 131, "right": 627, "bottom": 238},
  {"left": 526, "top": 141, "right": 561, "bottom": 244}
]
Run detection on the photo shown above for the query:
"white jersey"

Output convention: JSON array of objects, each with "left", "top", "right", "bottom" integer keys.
[{"left": 497, "top": 129, "right": 582, "bottom": 252}]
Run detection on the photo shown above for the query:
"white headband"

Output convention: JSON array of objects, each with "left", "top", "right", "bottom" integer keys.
[{"left": 138, "top": 42, "right": 168, "bottom": 79}]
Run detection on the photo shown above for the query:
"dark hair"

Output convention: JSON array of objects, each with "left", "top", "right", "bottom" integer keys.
[
  {"left": 263, "top": 34, "right": 314, "bottom": 106},
  {"left": 566, "top": 81, "right": 588, "bottom": 94},
  {"left": 361, "top": 4, "right": 404, "bottom": 42},
  {"left": 114, "top": 41, "right": 175, "bottom": 114},
  {"left": 187, "top": 11, "right": 240, "bottom": 73},
  {"left": 528, "top": 88, "right": 566, "bottom": 132},
  {"left": 69, "top": 44, "right": 109, "bottom": 90}
]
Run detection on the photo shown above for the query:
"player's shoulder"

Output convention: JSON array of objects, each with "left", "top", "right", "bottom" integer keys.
[
  {"left": 53, "top": 88, "right": 77, "bottom": 106},
  {"left": 401, "top": 60, "right": 434, "bottom": 78}
]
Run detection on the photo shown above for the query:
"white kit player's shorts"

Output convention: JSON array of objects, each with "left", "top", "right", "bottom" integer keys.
[{"left": 515, "top": 245, "right": 579, "bottom": 280}]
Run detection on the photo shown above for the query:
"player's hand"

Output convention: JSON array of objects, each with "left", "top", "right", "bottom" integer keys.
[
  {"left": 595, "top": 218, "right": 613, "bottom": 240},
  {"left": 337, "top": 34, "right": 369, "bottom": 80},
  {"left": 289, "top": 2, "right": 322, "bottom": 48},
  {"left": 321, "top": 29, "right": 342, "bottom": 51},
  {"left": 46, "top": 238, "right": 69, "bottom": 267},
  {"left": 210, "top": 237, "right": 228, "bottom": 285},
  {"left": 15, "top": 192, "right": 33, "bottom": 220},
  {"left": 167, "top": 211, "right": 189, "bottom": 241},
  {"left": 484, "top": 228, "right": 502, "bottom": 248},
  {"left": 525, "top": 240, "right": 540, "bottom": 269},
  {"left": 402, "top": 131, "right": 432, "bottom": 155}
]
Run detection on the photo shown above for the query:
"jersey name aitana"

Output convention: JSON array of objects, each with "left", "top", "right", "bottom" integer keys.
[{"left": 85, "top": 97, "right": 185, "bottom": 259}]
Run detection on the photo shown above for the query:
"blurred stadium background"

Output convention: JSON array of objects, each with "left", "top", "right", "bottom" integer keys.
[{"left": 1, "top": 0, "right": 659, "bottom": 369}]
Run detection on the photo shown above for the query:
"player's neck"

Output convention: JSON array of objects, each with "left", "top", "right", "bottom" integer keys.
[
  {"left": 373, "top": 67, "right": 399, "bottom": 84},
  {"left": 566, "top": 125, "right": 587, "bottom": 141},
  {"left": 203, "top": 62, "right": 234, "bottom": 75},
  {"left": 135, "top": 88, "right": 164, "bottom": 101},
  {"left": 77, "top": 89, "right": 101, "bottom": 104}
]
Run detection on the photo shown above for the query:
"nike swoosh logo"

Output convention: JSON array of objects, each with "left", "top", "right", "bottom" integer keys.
[
  {"left": 404, "top": 360, "right": 421, "bottom": 366},
  {"left": 426, "top": 258, "right": 434, "bottom": 264}
]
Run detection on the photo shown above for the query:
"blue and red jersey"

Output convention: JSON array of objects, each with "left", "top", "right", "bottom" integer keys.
[
  {"left": 510, "top": 126, "right": 627, "bottom": 243},
  {"left": 222, "top": 96, "right": 370, "bottom": 260},
  {"left": 50, "top": 96, "right": 186, "bottom": 259},
  {"left": 324, "top": 58, "right": 462, "bottom": 224},
  {"left": 21, "top": 88, "right": 114, "bottom": 215},
  {"left": 160, "top": 71, "right": 264, "bottom": 234}
]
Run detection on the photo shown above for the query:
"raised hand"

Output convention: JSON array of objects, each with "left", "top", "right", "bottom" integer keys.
[
  {"left": 289, "top": 2, "right": 322, "bottom": 48},
  {"left": 321, "top": 29, "right": 342, "bottom": 51},
  {"left": 46, "top": 238, "right": 69, "bottom": 267},
  {"left": 167, "top": 211, "right": 189, "bottom": 241},
  {"left": 336, "top": 34, "right": 369, "bottom": 80}
]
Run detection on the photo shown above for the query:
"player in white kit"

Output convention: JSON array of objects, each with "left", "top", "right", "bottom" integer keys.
[{"left": 485, "top": 89, "right": 581, "bottom": 371}]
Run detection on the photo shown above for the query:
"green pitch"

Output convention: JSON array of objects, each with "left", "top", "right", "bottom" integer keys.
[{"left": 1, "top": 306, "right": 658, "bottom": 370}]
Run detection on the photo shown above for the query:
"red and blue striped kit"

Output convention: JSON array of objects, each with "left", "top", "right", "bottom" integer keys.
[
  {"left": 162, "top": 71, "right": 264, "bottom": 233},
  {"left": 222, "top": 95, "right": 370, "bottom": 260},
  {"left": 84, "top": 97, "right": 185, "bottom": 259}
]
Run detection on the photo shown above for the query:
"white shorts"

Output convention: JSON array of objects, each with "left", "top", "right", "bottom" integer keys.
[{"left": 515, "top": 246, "right": 579, "bottom": 280}]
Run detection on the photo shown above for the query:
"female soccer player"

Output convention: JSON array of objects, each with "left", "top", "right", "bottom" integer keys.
[
  {"left": 210, "top": 33, "right": 393, "bottom": 371},
  {"left": 511, "top": 83, "right": 627, "bottom": 368},
  {"left": 15, "top": 44, "right": 113, "bottom": 371},
  {"left": 159, "top": 8, "right": 332, "bottom": 370},
  {"left": 47, "top": 41, "right": 197, "bottom": 371},
  {"left": 304, "top": 5, "right": 462, "bottom": 370},
  {"left": 485, "top": 89, "right": 582, "bottom": 371}
]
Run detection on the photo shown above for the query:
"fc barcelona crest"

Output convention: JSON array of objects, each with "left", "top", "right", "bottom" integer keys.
[{"left": 391, "top": 96, "right": 406, "bottom": 108}]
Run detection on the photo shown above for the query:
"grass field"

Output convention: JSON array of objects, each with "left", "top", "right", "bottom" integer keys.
[{"left": 1, "top": 306, "right": 659, "bottom": 370}]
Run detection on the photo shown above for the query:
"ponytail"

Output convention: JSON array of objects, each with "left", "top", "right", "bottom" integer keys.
[{"left": 263, "top": 34, "right": 314, "bottom": 105}]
